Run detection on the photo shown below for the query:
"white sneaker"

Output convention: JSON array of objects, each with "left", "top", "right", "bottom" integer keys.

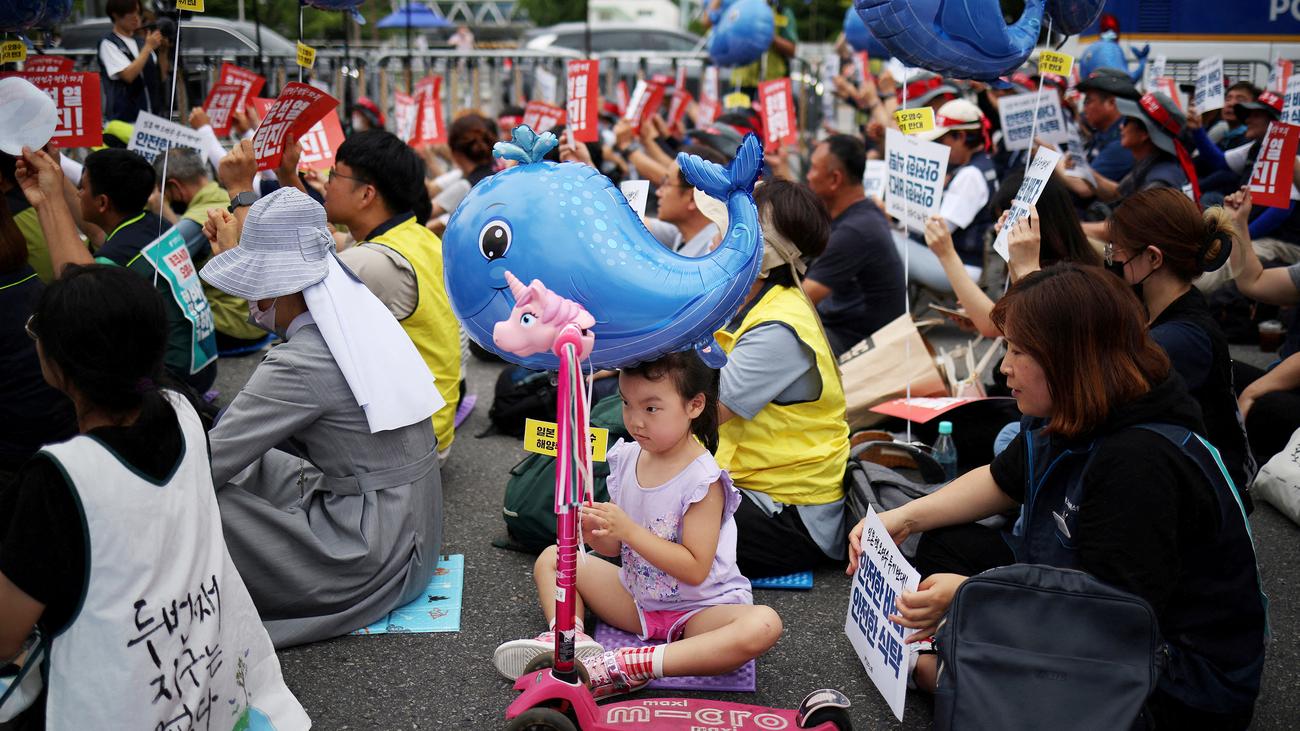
[{"left": 492, "top": 629, "right": 603, "bottom": 680}]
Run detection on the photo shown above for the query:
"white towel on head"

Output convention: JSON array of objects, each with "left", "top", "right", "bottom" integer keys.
[{"left": 304, "top": 254, "right": 445, "bottom": 433}]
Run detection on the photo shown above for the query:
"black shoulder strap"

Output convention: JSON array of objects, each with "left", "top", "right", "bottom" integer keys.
[{"left": 102, "top": 32, "right": 136, "bottom": 59}]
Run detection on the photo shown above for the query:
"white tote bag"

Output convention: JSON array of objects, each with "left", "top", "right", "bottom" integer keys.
[{"left": 1251, "top": 428, "right": 1300, "bottom": 525}]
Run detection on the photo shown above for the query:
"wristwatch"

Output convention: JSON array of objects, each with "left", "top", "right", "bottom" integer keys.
[
  {"left": 227, "top": 191, "right": 258, "bottom": 213},
  {"left": 616, "top": 141, "right": 642, "bottom": 157}
]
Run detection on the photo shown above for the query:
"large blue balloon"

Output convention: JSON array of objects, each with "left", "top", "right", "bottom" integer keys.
[
  {"left": 443, "top": 126, "right": 765, "bottom": 372},
  {"left": 843, "top": 6, "right": 888, "bottom": 58},
  {"left": 36, "top": 0, "right": 71, "bottom": 27},
  {"left": 1, "top": 0, "right": 45, "bottom": 32},
  {"left": 708, "top": 0, "right": 775, "bottom": 68},
  {"left": 1079, "top": 35, "right": 1149, "bottom": 83},
  {"left": 1045, "top": 0, "right": 1105, "bottom": 35},
  {"left": 855, "top": 0, "right": 1044, "bottom": 81},
  {"left": 303, "top": 0, "right": 365, "bottom": 9}
]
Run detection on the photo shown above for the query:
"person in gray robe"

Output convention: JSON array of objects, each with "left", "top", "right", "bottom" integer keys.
[{"left": 200, "top": 187, "right": 446, "bottom": 648}]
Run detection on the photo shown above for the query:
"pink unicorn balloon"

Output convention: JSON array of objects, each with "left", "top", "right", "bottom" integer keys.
[{"left": 493, "top": 271, "right": 596, "bottom": 361}]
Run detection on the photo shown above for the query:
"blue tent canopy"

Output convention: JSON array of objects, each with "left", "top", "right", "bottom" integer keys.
[{"left": 376, "top": 2, "right": 453, "bottom": 29}]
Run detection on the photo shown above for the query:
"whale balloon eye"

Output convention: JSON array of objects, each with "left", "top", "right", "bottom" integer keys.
[
  {"left": 479, "top": 220, "right": 512, "bottom": 261},
  {"left": 519, "top": 313, "right": 537, "bottom": 327}
]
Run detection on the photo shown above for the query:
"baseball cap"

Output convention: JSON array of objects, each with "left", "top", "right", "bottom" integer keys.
[
  {"left": 1076, "top": 68, "right": 1140, "bottom": 100},
  {"left": 916, "top": 99, "right": 986, "bottom": 143}
]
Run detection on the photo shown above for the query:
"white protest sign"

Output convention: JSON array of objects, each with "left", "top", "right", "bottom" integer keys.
[
  {"left": 0, "top": 76, "right": 58, "bottom": 155},
  {"left": 1150, "top": 54, "right": 1167, "bottom": 83},
  {"left": 1284, "top": 75, "right": 1300, "bottom": 125},
  {"left": 863, "top": 159, "right": 888, "bottom": 200},
  {"left": 997, "top": 91, "right": 1068, "bottom": 151},
  {"left": 127, "top": 111, "right": 206, "bottom": 163},
  {"left": 535, "top": 66, "right": 559, "bottom": 105},
  {"left": 993, "top": 145, "right": 1062, "bottom": 261},
  {"left": 1195, "top": 56, "right": 1225, "bottom": 112},
  {"left": 845, "top": 505, "right": 920, "bottom": 722},
  {"left": 884, "top": 127, "right": 948, "bottom": 233},
  {"left": 619, "top": 179, "right": 650, "bottom": 220}
]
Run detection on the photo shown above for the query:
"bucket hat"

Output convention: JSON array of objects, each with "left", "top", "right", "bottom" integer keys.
[{"left": 199, "top": 187, "right": 334, "bottom": 301}]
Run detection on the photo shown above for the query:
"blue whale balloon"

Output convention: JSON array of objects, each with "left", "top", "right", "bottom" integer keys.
[
  {"left": 1045, "top": 0, "right": 1105, "bottom": 35},
  {"left": 1, "top": 0, "right": 45, "bottom": 32},
  {"left": 303, "top": 0, "right": 366, "bottom": 9},
  {"left": 36, "top": 0, "right": 72, "bottom": 27},
  {"left": 1079, "top": 34, "right": 1150, "bottom": 84},
  {"left": 843, "top": 6, "right": 889, "bottom": 58},
  {"left": 708, "top": 0, "right": 775, "bottom": 68},
  {"left": 855, "top": 0, "right": 1044, "bottom": 81},
  {"left": 443, "top": 126, "right": 765, "bottom": 372}
]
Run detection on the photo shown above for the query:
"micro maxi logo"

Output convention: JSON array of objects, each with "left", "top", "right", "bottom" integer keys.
[
  {"left": 605, "top": 701, "right": 791, "bottom": 729},
  {"left": 1271, "top": 0, "right": 1300, "bottom": 21}
]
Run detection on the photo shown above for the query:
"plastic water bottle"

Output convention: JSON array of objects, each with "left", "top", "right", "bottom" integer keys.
[{"left": 933, "top": 421, "right": 959, "bottom": 481}]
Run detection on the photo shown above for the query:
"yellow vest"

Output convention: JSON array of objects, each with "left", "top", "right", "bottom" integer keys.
[
  {"left": 14, "top": 206, "right": 52, "bottom": 284},
  {"left": 714, "top": 284, "right": 848, "bottom": 505},
  {"left": 368, "top": 216, "right": 462, "bottom": 451}
]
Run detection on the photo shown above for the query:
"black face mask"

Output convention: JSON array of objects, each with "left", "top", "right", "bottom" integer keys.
[
  {"left": 169, "top": 199, "right": 188, "bottom": 217},
  {"left": 1105, "top": 253, "right": 1156, "bottom": 300}
]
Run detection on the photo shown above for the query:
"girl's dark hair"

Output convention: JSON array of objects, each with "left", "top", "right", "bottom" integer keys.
[
  {"left": 448, "top": 114, "right": 498, "bottom": 166},
  {"left": 754, "top": 179, "right": 830, "bottom": 288},
  {"left": 991, "top": 170, "right": 1100, "bottom": 267},
  {"left": 990, "top": 263, "right": 1170, "bottom": 439},
  {"left": 34, "top": 265, "right": 169, "bottom": 422},
  {"left": 622, "top": 351, "right": 721, "bottom": 453}
]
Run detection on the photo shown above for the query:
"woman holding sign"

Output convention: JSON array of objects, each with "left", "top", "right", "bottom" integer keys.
[{"left": 847, "top": 264, "right": 1265, "bottom": 728}]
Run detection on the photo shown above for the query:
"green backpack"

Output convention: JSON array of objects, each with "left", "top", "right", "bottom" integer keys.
[{"left": 496, "top": 394, "right": 630, "bottom": 554}]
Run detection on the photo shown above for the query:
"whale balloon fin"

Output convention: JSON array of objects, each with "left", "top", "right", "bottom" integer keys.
[
  {"left": 493, "top": 125, "right": 559, "bottom": 165},
  {"left": 695, "top": 337, "right": 728, "bottom": 368},
  {"left": 1129, "top": 44, "right": 1151, "bottom": 83},
  {"left": 679, "top": 133, "right": 765, "bottom": 203}
]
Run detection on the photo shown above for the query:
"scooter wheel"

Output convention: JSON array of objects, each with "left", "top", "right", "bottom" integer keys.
[
  {"left": 522, "top": 654, "right": 591, "bottom": 685},
  {"left": 799, "top": 705, "right": 852, "bottom": 730},
  {"left": 506, "top": 707, "right": 578, "bottom": 731}
]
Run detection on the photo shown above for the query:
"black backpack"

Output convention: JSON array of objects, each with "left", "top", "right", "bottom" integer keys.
[
  {"left": 486, "top": 366, "right": 557, "bottom": 438},
  {"left": 496, "top": 394, "right": 631, "bottom": 553},
  {"left": 934, "top": 564, "right": 1165, "bottom": 731}
]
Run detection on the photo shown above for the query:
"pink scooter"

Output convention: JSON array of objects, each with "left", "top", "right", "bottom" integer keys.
[{"left": 492, "top": 279, "right": 853, "bottom": 731}]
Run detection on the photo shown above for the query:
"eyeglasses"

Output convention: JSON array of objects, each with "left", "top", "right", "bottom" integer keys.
[
  {"left": 327, "top": 167, "right": 370, "bottom": 185},
  {"left": 24, "top": 314, "right": 37, "bottom": 341},
  {"left": 658, "top": 175, "right": 689, "bottom": 190}
]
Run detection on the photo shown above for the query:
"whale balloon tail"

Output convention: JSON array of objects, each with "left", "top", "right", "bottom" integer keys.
[{"left": 678, "top": 133, "right": 764, "bottom": 202}]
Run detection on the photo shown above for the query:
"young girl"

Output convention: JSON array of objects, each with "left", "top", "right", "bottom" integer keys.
[{"left": 492, "top": 352, "right": 782, "bottom": 699}]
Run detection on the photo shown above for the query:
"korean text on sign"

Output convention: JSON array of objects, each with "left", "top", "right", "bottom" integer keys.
[
  {"left": 522, "top": 100, "right": 566, "bottom": 134},
  {"left": 201, "top": 83, "right": 244, "bottom": 137},
  {"left": 523, "top": 418, "right": 609, "bottom": 462},
  {"left": 1037, "top": 50, "right": 1073, "bottom": 77},
  {"left": 758, "top": 77, "right": 797, "bottom": 147},
  {"left": 1283, "top": 75, "right": 1300, "bottom": 125},
  {"left": 893, "top": 107, "right": 935, "bottom": 135},
  {"left": 993, "top": 145, "right": 1062, "bottom": 260},
  {"left": 884, "top": 128, "right": 949, "bottom": 233},
  {"left": 128, "top": 111, "right": 207, "bottom": 164},
  {"left": 414, "top": 76, "right": 446, "bottom": 145},
  {"left": 844, "top": 505, "right": 919, "bottom": 722},
  {"left": 1195, "top": 56, "right": 1225, "bottom": 112},
  {"left": 566, "top": 60, "right": 600, "bottom": 143},
  {"left": 996, "top": 91, "right": 1069, "bottom": 151},
  {"left": 1248, "top": 122, "right": 1300, "bottom": 209},
  {"left": 623, "top": 80, "right": 667, "bottom": 134},
  {"left": 251, "top": 83, "right": 339, "bottom": 171},
  {"left": 7, "top": 72, "right": 103, "bottom": 149}
]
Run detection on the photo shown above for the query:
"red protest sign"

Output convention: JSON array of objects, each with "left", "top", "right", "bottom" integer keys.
[
  {"left": 759, "top": 77, "right": 796, "bottom": 147},
  {"left": 23, "top": 55, "right": 73, "bottom": 74},
  {"left": 7, "top": 72, "right": 103, "bottom": 148},
  {"left": 623, "top": 80, "right": 667, "bottom": 133},
  {"left": 698, "top": 67, "right": 720, "bottom": 125},
  {"left": 854, "top": 51, "right": 871, "bottom": 83},
  {"left": 667, "top": 88, "right": 693, "bottom": 132},
  {"left": 1249, "top": 122, "right": 1300, "bottom": 208},
  {"left": 202, "top": 83, "right": 245, "bottom": 136},
  {"left": 218, "top": 62, "right": 266, "bottom": 103},
  {"left": 566, "top": 60, "right": 599, "bottom": 143},
  {"left": 393, "top": 92, "right": 418, "bottom": 144},
  {"left": 413, "top": 76, "right": 445, "bottom": 145},
  {"left": 616, "top": 80, "right": 629, "bottom": 117},
  {"left": 296, "top": 111, "right": 345, "bottom": 172},
  {"left": 251, "top": 83, "right": 339, "bottom": 171},
  {"left": 1155, "top": 77, "right": 1182, "bottom": 110},
  {"left": 522, "top": 100, "right": 566, "bottom": 133}
]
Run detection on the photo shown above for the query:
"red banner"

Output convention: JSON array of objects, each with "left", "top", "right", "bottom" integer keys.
[
  {"left": 202, "top": 83, "right": 245, "bottom": 136},
  {"left": 566, "top": 60, "right": 599, "bottom": 143},
  {"left": 6, "top": 72, "right": 103, "bottom": 148},
  {"left": 759, "top": 77, "right": 797, "bottom": 147},
  {"left": 23, "top": 55, "right": 73, "bottom": 74},
  {"left": 393, "top": 92, "right": 418, "bottom": 144},
  {"left": 667, "top": 88, "right": 693, "bottom": 132},
  {"left": 251, "top": 84, "right": 339, "bottom": 171},
  {"left": 1249, "top": 122, "right": 1300, "bottom": 208},
  {"left": 413, "top": 76, "right": 445, "bottom": 146},
  {"left": 623, "top": 79, "right": 668, "bottom": 133},
  {"left": 218, "top": 62, "right": 266, "bottom": 104},
  {"left": 522, "top": 100, "right": 566, "bottom": 133}
]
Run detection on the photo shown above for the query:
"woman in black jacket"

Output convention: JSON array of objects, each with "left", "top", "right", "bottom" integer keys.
[{"left": 848, "top": 264, "right": 1265, "bottom": 728}]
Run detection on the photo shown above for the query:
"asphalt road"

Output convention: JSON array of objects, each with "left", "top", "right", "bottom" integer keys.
[{"left": 209, "top": 334, "right": 1300, "bottom": 730}]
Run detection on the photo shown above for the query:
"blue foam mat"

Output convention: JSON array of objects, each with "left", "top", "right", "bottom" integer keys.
[
  {"left": 750, "top": 571, "right": 813, "bottom": 590},
  {"left": 351, "top": 554, "right": 464, "bottom": 634}
]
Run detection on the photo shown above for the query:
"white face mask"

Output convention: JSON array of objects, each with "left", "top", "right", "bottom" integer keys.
[
  {"left": 352, "top": 112, "right": 369, "bottom": 131},
  {"left": 248, "top": 297, "right": 280, "bottom": 335}
]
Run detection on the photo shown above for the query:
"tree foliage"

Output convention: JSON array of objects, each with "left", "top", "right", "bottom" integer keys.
[{"left": 514, "top": 0, "right": 588, "bottom": 28}]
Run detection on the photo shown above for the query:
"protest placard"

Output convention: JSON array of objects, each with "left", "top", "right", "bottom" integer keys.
[
  {"left": 128, "top": 111, "right": 206, "bottom": 163},
  {"left": 6, "top": 72, "right": 102, "bottom": 148},
  {"left": 296, "top": 41, "right": 316, "bottom": 69},
  {"left": 623, "top": 79, "right": 668, "bottom": 133},
  {"left": 522, "top": 100, "right": 565, "bottom": 133},
  {"left": 1154, "top": 77, "right": 1183, "bottom": 110},
  {"left": 566, "top": 60, "right": 599, "bottom": 142},
  {"left": 845, "top": 505, "right": 919, "bottom": 722},
  {"left": 1284, "top": 75, "right": 1300, "bottom": 125},
  {"left": 884, "top": 127, "right": 948, "bottom": 233},
  {"left": 22, "top": 55, "right": 73, "bottom": 74},
  {"left": 619, "top": 180, "right": 650, "bottom": 220},
  {"left": 854, "top": 51, "right": 871, "bottom": 83},
  {"left": 414, "top": 76, "right": 445, "bottom": 145},
  {"left": 393, "top": 92, "right": 417, "bottom": 144},
  {"left": 893, "top": 107, "right": 935, "bottom": 135},
  {"left": 615, "top": 80, "right": 629, "bottom": 117},
  {"left": 535, "top": 66, "right": 558, "bottom": 105},
  {"left": 698, "top": 66, "right": 720, "bottom": 124},
  {"left": 139, "top": 228, "right": 217, "bottom": 373},
  {"left": 1248, "top": 122, "right": 1300, "bottom": 209},
  {"left": 1037, "top": 50, "right": 1073, "bottom": 77},
  {"left": 1271, "top": 58, "right": 1294, "bottom": 94},
  {"left": 1195, "top": 56, "right": 1225, "bottom": 112},
  {"left": 997, "top": 91, "right": 1068, "bottom": 150},
  {"left": 251, "top": 83, "right": 339, "bottom": 171},
  {"left": 201, "top": 83, "right": 244, "bottom": 136},
  {"left": 993, "top": 145, "right": 1062, "bottom": 260},
  {"left": 175, "top": 0, "right": 205, "bottom": 11},
  {"left": 217, "top": 62, "right": 265, "bottom": 102},
  {"left": 863, "top": 159, "right": 888, "bottom": 200},
  {"left": 759, "top": 78, "right": 796, "bottom": 147},
  {"left": 666, "top": 87, "right": 693, "bottom": 132},
  {"left": 1, "top": 41, "right": 26, "bottom": 64},
  {"left": 1150, "top": 54, "right": 1167, "bottom": 81}
]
